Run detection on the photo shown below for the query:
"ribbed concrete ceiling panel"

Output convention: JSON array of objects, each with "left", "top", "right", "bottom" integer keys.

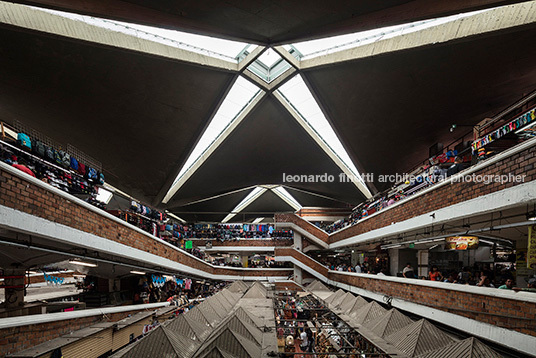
[
  {"left": 0, "top": 25, "right": 235, "bottom": 204},
  {"left": 169, "top": 96, "right": 367, "bottom": 206},
  {"left": 302, "top": 25, "right": 536, "bottom": 191}
]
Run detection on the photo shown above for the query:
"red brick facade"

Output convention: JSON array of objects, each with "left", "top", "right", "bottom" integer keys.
[
  {"left": 0, "top": 167, "right": 291, "bottom": 278},
  {"left": 191, "top": 239, "right": 293, "bottom": 247},
  {"left": 331, "top": 272, "right": 536, "bottom": 337},
  {"left": 276, "top": 145, "right": 536, "bottom": 244},
  {"left": 0, "top": 308, "right": 146, "bottom": 357}
]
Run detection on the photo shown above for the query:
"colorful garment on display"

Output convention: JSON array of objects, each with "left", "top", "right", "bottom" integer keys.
[{"left": 472, "top": 107, "right": 535, "bottom": 153}]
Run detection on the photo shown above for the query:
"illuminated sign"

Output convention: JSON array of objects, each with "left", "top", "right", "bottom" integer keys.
[{"left": 445, "top": 236, "right": 479, "bottom": 250}]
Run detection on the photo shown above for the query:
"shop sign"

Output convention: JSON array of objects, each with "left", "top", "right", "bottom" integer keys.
[
  {"left": 516, "top": 248, "right": 530, "bottom": 277},
  {"left": 528, "top": 225, "right": 536, "bottom": 269},
  {"left": 445, "top": 236, "right": 479, "bottom": 250},
  {"left": 185, "top": 240, "right": 193, "bottom": 249}
]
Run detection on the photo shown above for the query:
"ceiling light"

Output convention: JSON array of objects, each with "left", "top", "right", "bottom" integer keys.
[
  {"left": 130, "top": 270, "right": 146, "bottom": 275},
  {"left": 68, "top": 260, "right": 97, "bottom": 267},
  {"left": 527, "top": 211, "right": 536, "bottom": 221}
]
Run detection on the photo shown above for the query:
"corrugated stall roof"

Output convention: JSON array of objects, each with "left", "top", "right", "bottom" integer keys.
[
  {"left": 386, "top": 319, "right": 457, "bottom": 357},
  {"left": 194, "top": 327, "right": 262, "bottom": 358},
  {"left": 324, "top": 288, "right": 345, "bottom": 305},
  {"left": 233, "top": 306, "right": 264, "bottom": 328},
  {"left": 184, "top": 311, "right": 215, "bottom": 342},
  {"left": 337, "top": 292, "right": 356, "bottom": 312},
  {"left": 118, "top": 326, "right": 181, "bottom": 358},
  {"left": 307, "top": 280, "right": 330, "bottom": 292},
  {"left": 350, "top": 301, "right": 387, "bottom": 327},
  {"left": 206, "top": 295, "right": 232, "bottom": 316},
  {"left": 166, "top": 314, "right": 203, "bottom": 342},
  {"left": 242, "top": 284, "right": 268, "bottom": 299},
  {"left": 346, "top": 295, "right": 369, "bottom": 318},
  {"left": 369, "top": 308, "right": 414, "bottom": 338},
  {"left": 418, "top": 337, "right": 504, "bottom": 358},
  {"left": 197, "top": 301, "right": 224, "bottom": 326}
]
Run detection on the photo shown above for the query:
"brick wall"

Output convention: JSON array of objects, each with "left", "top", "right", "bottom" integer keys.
[
  {"left": 274, "top": 213, "right": 329, "bottom": 243},
  {"left": 0, "top": 308, "right": 145, "bottom": 357},
  {"left": 329, "top": 145, "right": 536, "bottom": 243},
  {"left": 0, "top": 167, "right": 290, "bottom": 279},
  {"left": 275, "top": 248, "right": 329, "bottom": 277},
  {"left": 191, "top": 239, "right": 293, "bottom": 247},
  {"left": 331, "top": 272, "right": 536, "bottom": 337},
  {"left": 277, "top": 145, "right": 536, "bottom": 244}
]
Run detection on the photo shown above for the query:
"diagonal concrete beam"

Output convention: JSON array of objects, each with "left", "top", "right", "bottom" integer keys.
[
  {"left": 301, "top": 1, "right": 536, "bottom": 69},
  {"left": 162, "top": 91, "right": 267, "bottom": 203},
  {"left": 273, "top": 91, "right": 372, "bottom": 199},
  {"left": 238, "top": 45, "right": 267, "bottom": 72},
  {"left": 273, "top": 46, "right": 300, "bottom": 69},
  {"left": 0, "top": 1, "right": 239, "bottom": 72}
]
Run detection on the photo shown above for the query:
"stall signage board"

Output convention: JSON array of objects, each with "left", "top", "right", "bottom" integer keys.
[
  {"left": 185, "top": 240, "right": 193, "bottom": 249},
  {"left": 528, "top": 225, "right": 536, "bottom": 269},
  {"left": 445, "top": 236, "right": 479, "bottom": 250}
]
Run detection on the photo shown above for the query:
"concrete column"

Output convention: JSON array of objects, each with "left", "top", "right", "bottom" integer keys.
[
  {"left": 3, "top": 268, "right": 25, "bottom": 309},
  {"left": 293, "top": 265, "right": 303, "bottom": 285},
  {"left": 418, "top": 250, "right": 429, "bottom": 278},
  {"left": 294, "top": 232, "right": 302, "bottom": 251}
]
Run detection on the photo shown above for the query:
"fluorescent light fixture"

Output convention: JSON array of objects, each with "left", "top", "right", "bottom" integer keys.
[
  {"left": 415, "top": 238, "right": 445, "bottom": 245},
  {"left": 381, "top": 244, "right": 402, "bottom": 249},
  {"left": 222, "top": 186, "right": 267, "bottom": 223},
  {"left": 68, "top": 260, "right": 97, "bottom": 267},
  {"left": 130, "top": 270, "right": 146, "bottom": 275},
  {"left": 95, "top": 187, "right": 113, "bottom": 204},
  {"left": 252, "top": 217, "right": 265, "bottom": 224},
  {"left": 527, "top": 211, "right": 536, "bottom": 221},
  {"left": 165, "top": 211, "right": 187, "bottom": 223},
  {"left": 428, "top": 244, "right": 440, "bottom": 250},
  {"left": 272, "top": 186, "right": 302, "bottom": 211},
  {"left": 479, "top": 239, "right": 495, "bottom": 245}
]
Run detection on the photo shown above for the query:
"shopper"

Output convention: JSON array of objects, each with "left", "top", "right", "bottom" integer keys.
[
  {"left": 498, "top": 278, "right": 514, "bottom": 289},
  {"left": 299, "top": 328, "right": 308, "bottom": 352},
  {"left": 429, "top": 266, "right": 443, "bottom": 281},
  {"left": 402, "top": 263, "right": 415, "bottom": 278}
]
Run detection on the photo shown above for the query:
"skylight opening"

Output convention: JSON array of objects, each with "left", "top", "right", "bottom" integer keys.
[
  {"left": 33, "top": 6, "right": 249, "bottom": 62},
  {"left": 96, "top": 187, "right": 113, "bottom": 204},
  {"left": 257, "top": 48, "right": 283, "bottom": 67},
  {"left": 222, "top": 186, "right": 267, "bottom": 223},
  {"left": 277, "top": 75, "right": 366, "bottom": 187},
  {"left": 273, "top": 186, "right": 302, "bottom": 211},
  {"left": 171, "top": 76, "right": 261, "bottom": 186},
  {"left": 292, "top": 8, "right": 493, "bottom": 60}
]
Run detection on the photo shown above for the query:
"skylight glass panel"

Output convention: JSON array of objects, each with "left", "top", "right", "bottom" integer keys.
[
  {"left": 292, "top": 9, "right": 492, "bottom": 60},
  {"left": 278, "top": 75, "right": 365, "bottom": 185},
  {"left": 34, "top": 6, "right": 249, "bottom": 62},
  {"left": 257, "top": 48, "right": 283, "bottom": 67},
  {"left": 273, "top": 186, "right": 302, "bottom": 210},
  {"left": 173, "top": 76, "right": 261, "bottom": 185},
  {"left": 96, "top": 187, "right": 113, "bottom": 204},
  {"left": 222, "top": 186, "right": 267, "bottom": 223}
]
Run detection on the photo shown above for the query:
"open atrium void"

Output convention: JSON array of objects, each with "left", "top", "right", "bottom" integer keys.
[{"left": 1, "top": 1, "right": 536, "bottom": 357}]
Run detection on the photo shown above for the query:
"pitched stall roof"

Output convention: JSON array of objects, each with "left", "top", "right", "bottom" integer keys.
[
  {"left": 306, "top": 279, "right": 331, "bottom": 292},
  {"left": 385, "top": 319, "right": 458, "bottom": 357},
  {"left": 369, "top": 308, "right": 414, "bottom": 339},
  {"left": 324, "top": 288, "right": 345, "bottom": 305},
  {"left": 349, "top": 301, "right": 388, "bottom": 327},
  {"left": 417, "top": 337, "right": 504, "bottom": 358}
]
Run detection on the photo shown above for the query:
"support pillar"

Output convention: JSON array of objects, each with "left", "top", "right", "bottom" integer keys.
[
  {"left": 294, "top": 232, "right": 302, "bottom": 251},
  {"left": 293, "top": 265, "right": 303, "bottom": 285},
  {"left": 3, "top": 268, "right": 25, "bottom": 310}
]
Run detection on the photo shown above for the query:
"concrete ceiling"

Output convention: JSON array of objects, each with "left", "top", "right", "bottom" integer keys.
[
  {"left": 303, "top": 24, "right": 536, "bottom": 191},
  {"left": 9, "top": 0, "right": 526, "bottom": 44},
  {"left": 1, "top": 1, "right": 535, "bottom": 221}
]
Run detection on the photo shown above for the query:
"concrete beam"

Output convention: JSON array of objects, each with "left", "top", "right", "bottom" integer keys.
[
  {"left": 301, "top": 1, "right": 536, "bottom": 69},
  {"left": 0, "top": 1, "right": 238, "bottom": 72}
]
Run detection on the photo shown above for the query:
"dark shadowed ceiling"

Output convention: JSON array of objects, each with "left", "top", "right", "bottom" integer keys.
[{"left": 1, "top": 1, "right": 535, "bottom": 222}]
